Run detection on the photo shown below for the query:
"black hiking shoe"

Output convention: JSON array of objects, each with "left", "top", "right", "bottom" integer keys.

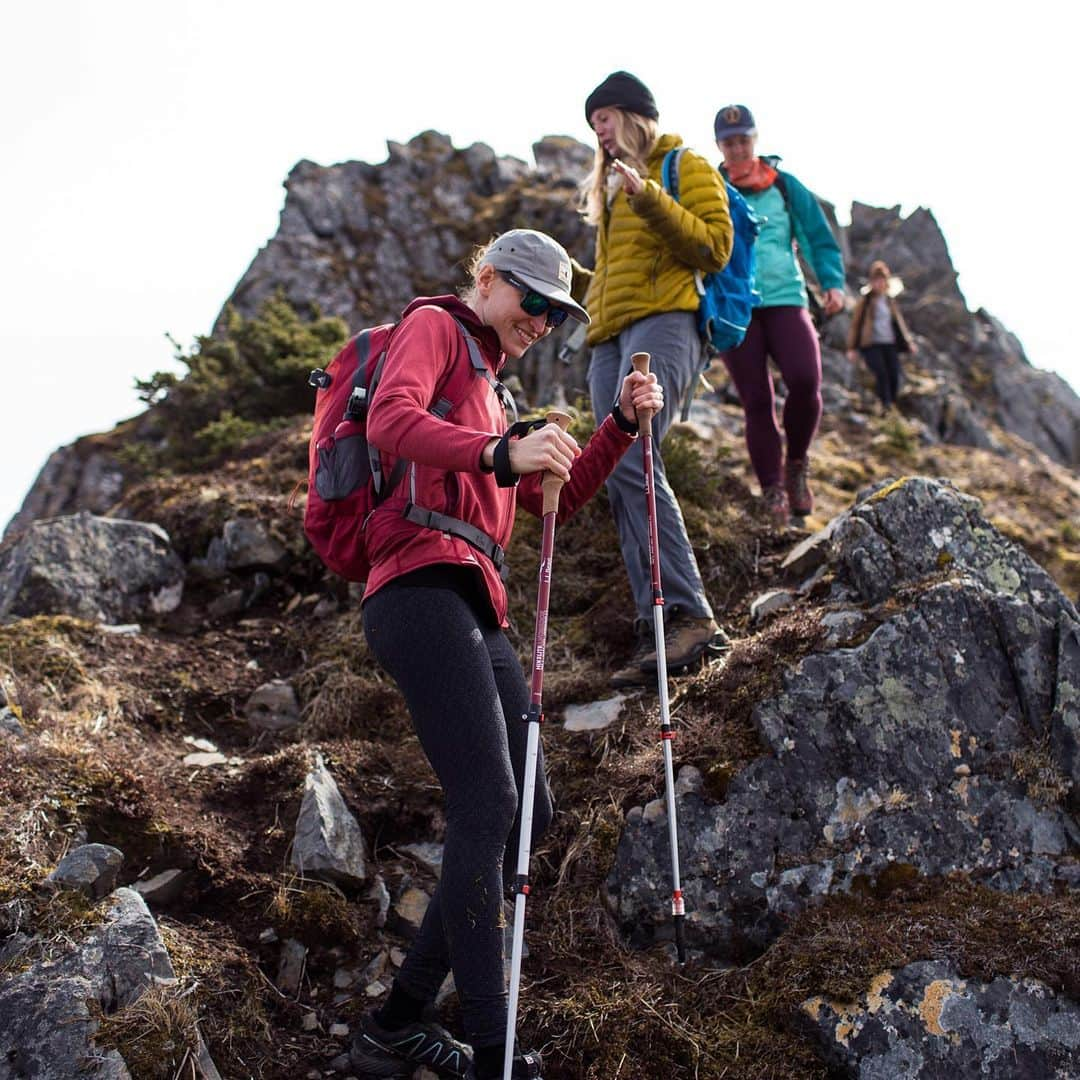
[
  {"left": 464, "top": 1048, "right": 543, "bottom": 1079},
  {"left": 349, "top": 1011, "right": 472, "bottom": 1078}
]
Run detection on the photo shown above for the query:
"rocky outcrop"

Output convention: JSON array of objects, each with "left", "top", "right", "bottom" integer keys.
[
  {"left": 845, "top": 203, "right": 1080, "bottom": 466},
  {"left": 802, "top": 961, "right": 1080, "bottom": 1078},
  {"left": 7, "top": 134, "right": 1080, "bottom": 539},
  {"left": 0, "top": 889, "right": 185, "bottom": 1079},
  {"left": 218, "top": 131, "right": 596, "bottom": 410},
  {"left": 0, "top": 511, "right": 184, "bottom": 624},
  {"left": 609, "top": 479, "right": 1079, "bottom": 957},
  {"left": 4, "top": 437, "right": 126, "bottom": 543}
]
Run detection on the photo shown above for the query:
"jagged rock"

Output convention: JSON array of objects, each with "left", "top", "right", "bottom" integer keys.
[
  {"left": 244, "top": 679, "right": 301, "bottom": 733},
  {"left": 0, "top": 889, "right": 180, "bottom": 1079},
  {"left": 400, "top": 842, "right": 444, "bottom": 876},
  {"left": 216, "top": 131, "right": 597, "bottom": 410},
  {"left": 0, "top": 511, "right": 184, "bottom": 623},
  {"left": 188, "top": 536, "right": 228, "bottom": 582},
  {"left": 563, "top": 694, "right": 626, "bottom": 732},
  {"left": 609, "top": 478, "right": 1080, "bottom": 958},
  {"left": 132, "top": 869, "right": 187, "bottom": 906},
  {"left": 276, "top": 938, "right": 307, "bottom": 996},
  {"left": 4, "top": 443, "right": 125, "bottom": 543},
  {"left": 222, "top": 518, "right": 286, "bottom": 569},
  {"left": 291, "top": 754, "right": 368, "bottom": 887},
  {"left": 847, "top": 203, "right": 968, "bottom": 338},
  {"left": 1, "top": 706, "right": 25, "bottom": 739},
  {"left": 987, "top": 346, "right": 1080, "bottom": 466},
  {"left": 392, "top": 887, "right": 430, "bottom": 937},
  {"left": 369, "top": 875, "right": 390, "bottom": 929},
  {"left": 802, "top": 961, "right": 1080, "bottom": 1077},
  {"left": 750, "top": 589, "right": 795, "bottom": 624},
  {"left": 830, "top": 477, "right": 1074, "bottom": 619},
  {"left": 532, "top": 135, "right": 593, "bottom": 183},
  {"left": 781, "top": 518, "right": 840, "bottom": 580},
  {"left": 46, "top": 844, "right": 124, "bottom": 900},
  {"left": 208, "top": 589, "right": 245, "bottom": 619}
]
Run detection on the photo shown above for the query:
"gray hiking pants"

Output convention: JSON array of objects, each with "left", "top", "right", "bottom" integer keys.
[{"left": 587, "top": 310, "right": 714, "bottom": 625}]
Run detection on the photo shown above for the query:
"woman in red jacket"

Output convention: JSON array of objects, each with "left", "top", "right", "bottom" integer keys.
[{"left": 349, "top": 228, "right": 662, "bottom": 1080}]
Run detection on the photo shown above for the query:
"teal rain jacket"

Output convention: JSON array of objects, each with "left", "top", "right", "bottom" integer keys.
[{"left": 729, "top": 156, "right": 845, "bottom": 309}]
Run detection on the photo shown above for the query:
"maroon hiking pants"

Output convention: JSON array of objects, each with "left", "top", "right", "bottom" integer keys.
[{"left": 721, "top": 305, "right": 822, "bottom": 491}]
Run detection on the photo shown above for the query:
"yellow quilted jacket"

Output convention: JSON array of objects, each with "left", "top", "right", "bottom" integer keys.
[{"left": 584, "top": 133, "right": 733, "bottom": 347}]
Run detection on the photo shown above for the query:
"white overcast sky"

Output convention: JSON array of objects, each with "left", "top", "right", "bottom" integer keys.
[{"left": 2, "top": 0, "right": 1077, "bottom": 530}]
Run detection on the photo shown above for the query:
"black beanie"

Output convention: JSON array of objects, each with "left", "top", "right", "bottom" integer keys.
[{"left": 584, "top": 71, "right": 658, "bottom": 123}]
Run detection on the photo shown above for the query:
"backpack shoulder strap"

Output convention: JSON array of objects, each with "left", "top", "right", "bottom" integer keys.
[
  {"left": 440, "top": 314, "right": 519, "bottom": 424},
  {"left": 772, "top": 169, "right": 790, "bottom": 208},
  {"left": 661, "top": 147, "right": 687, "bottom": 202}
]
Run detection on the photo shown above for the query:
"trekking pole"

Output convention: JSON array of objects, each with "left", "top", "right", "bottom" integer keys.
[
  {"left": 504, "top": 410, "right": 573, "bottom": 1080},
  {"left": 631, "top": 350, "right": 687, "bottom": 965}
]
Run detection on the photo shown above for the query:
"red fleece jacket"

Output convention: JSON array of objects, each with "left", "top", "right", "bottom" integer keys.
[{"left": 363, "top": 296, "right": 636, "bottom": 626}]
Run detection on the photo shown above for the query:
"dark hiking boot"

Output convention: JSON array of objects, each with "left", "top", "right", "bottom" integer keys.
[
  {"left": 762, "top": 484, "right": 790, "bottom": 527},
  {"left": 784, "top": 457, "right": 814, "bottom": 517},
  {"left": 609, "top": 629, "right": 656, "bottom": 688},
  {"left": 464, "top": 1048, "right": 543, "bottom": 1079},
  {"left": 645, "top": 613, "right": 722, "bottom": 673},
  {"left": 349, "top": 1012, "right": 472, "bottom": 1078}
]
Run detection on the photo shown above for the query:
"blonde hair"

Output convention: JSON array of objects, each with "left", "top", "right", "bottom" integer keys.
[
  {"left": 459, "top": 236, "right": 498, "bottom": 306},
  {"left": 578, "top": 109, "right": 659, "bottom": 226}
]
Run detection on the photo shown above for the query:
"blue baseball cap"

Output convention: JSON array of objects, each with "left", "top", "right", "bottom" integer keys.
[{"left": 714, "top": 104, "right": 757, "bottom": 141}]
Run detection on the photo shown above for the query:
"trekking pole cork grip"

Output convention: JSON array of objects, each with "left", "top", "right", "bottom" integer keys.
[
  {"left": 542, "top": 411, "right": 573, "bottom": 516},
  {"left": 630, "top": 351, "right": 654, "bottom": 435}
]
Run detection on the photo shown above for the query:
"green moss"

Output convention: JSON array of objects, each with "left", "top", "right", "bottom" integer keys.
[
  {"left": 267, "top": 877, "right": 363, "bottom": 948},
  {"left": 0, "top": 616, "right": 98, "bottom": 690}
]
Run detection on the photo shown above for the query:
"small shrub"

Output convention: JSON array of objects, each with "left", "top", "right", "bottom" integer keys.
[{"left": 135, "top": 294, "right": 348, "bottom": 471}]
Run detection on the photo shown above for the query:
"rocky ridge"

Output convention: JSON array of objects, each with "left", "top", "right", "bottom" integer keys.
[{"left": 1, "top": 132, "right": 1078, "bottom": 1079}]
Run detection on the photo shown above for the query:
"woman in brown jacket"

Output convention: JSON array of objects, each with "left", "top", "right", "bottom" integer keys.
[{"left": 847, "top": 260, "right": 917, "bottom": 412}]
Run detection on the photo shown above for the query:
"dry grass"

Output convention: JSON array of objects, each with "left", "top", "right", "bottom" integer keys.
[{"left": 94, "top": 980, "right": 202, "bottom": 1080}]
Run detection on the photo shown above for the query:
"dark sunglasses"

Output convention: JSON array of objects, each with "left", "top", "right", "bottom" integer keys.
[{"left": 499, "top": 271, "right": 570, "bottom": 328}]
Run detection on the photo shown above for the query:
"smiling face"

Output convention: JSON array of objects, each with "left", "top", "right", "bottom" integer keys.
[{"left": 474, "top": 265, "right": 552, "bottom": 359}]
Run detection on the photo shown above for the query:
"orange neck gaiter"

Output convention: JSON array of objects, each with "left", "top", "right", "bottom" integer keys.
[{"left": 727, "top": 157, "right": 778, "bottom": 192}]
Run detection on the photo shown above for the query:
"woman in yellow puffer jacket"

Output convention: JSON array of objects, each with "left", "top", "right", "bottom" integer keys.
[{"left": 579, "top": 70, "right": 734, "bottom": 687}]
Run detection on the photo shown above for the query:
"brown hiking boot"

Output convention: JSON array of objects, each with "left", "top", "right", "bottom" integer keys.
[
  {"left": 646, "top": 613, "right": 721, "bottom": 672},
  {"left": 784, "top": 457, "right": 813, "bottom": 517},
  {"left": 762, "top": 485, "right": 790, "bottom": 527},
  {"left": 609, "top": 632, "right": 656, "bottom": 689}
]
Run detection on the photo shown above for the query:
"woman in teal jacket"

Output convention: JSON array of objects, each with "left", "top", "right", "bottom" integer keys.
[{"left": 715, "top": 104, "right": 846, "bottom": 525}]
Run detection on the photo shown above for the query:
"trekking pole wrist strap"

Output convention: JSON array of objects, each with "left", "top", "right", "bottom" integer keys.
[
  {"left": 611, "top": 402, "right": 640, "bottom": 435},
  {"left": 493, "top": 418, "right": 549, "bottom": 488}
]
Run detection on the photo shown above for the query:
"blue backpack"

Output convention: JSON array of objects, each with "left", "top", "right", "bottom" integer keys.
[{"left": 661, "top": 147, "right": 760, "bottom": 355}]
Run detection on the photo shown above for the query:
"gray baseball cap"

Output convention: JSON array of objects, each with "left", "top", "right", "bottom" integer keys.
[{"left": 478, "top": 229, "right": 590, "bottom": 325}]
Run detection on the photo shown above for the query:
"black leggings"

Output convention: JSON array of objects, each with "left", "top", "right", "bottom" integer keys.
[
  {"left": 860, "top": 343, "right": 901, "bottom": 407},
  {"left": 362, "top": 569, "right": 553, "bottom": 1048}
]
